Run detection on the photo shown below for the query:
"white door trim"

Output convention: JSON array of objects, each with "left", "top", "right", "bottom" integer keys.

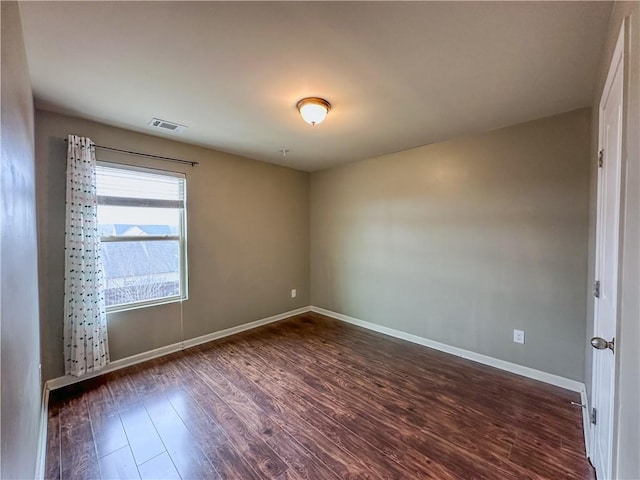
[
  {"left": 590, "top": 21, "right": 625, "bottom": 479},
  {"left": 599, "top": 26, "right": 625, "bottom": 114}
]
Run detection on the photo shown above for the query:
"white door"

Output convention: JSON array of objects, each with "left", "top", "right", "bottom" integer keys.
[{"left": 591, "top": 24, "right": 624, "bottom": 480}]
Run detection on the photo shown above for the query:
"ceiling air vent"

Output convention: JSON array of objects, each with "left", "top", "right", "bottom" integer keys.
[{"left": 148, "top": 118, "right": 187, "bottom": 133}]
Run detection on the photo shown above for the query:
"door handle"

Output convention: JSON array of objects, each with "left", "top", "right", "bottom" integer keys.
[{"left": 590, "top": 336, "right": 615, "bottom": 353}]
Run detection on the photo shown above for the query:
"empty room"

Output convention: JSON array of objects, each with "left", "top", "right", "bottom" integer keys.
[{"left": 2, "top": 1, "right": 639, "bottom": 479}]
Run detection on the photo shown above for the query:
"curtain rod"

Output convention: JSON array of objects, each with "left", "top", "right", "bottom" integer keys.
[{"left": 64, "top": 139, "right": 199, "bottom": 167}]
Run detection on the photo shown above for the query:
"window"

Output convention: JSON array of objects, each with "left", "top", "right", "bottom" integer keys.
[{"left": 96, "top": 163, "right": 187, "bottom": 311}]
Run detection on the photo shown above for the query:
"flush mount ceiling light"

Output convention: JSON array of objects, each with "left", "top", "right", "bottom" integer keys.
[{"left": 296, "top": 97, "right": 331, "bottom": 126}]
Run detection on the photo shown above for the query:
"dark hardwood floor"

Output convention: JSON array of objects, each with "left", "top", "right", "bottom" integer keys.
[{"left": 46, "top": 312, "right": 595, "bottom": 479}]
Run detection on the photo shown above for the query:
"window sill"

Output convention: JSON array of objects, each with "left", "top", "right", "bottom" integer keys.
[{"left": 106, "top": 296, "right": 187, "bottom": 314}]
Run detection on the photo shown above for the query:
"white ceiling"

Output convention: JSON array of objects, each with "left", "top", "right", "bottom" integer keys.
[{"left": 20, "top": 1, "right": 612, "bottom": 171}]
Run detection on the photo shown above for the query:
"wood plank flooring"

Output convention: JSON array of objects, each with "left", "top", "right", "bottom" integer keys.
[{"left": 46, "top": 312, "right": 595, "bottom": 479}]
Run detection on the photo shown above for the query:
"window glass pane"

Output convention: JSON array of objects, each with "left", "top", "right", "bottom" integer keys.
[
  {"left": 96, "top": 163, "right": 187, "bottom": 310},
  {"left": 101, "top": 240, "right": 181, "bottom": 307},
  {"left": 98, "top": 205, "right": 180, "bottom": 236}
]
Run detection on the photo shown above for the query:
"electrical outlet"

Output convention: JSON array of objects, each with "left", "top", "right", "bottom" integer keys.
[
  {"left": 291, "top": 289, "right": 297, "bottom": 298},
  {"left": 513, "top": 329, "right": 525, "bottom": 344}
]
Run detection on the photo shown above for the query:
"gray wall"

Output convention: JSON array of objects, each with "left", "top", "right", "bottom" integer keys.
[
  {"left": 36, "top": 110, "right": 310, "bottom": 382},
  {"left": 1, "top": 2, "right": 42, "bottom": 478},
  {"left": 311, "top": 108, "right": 591, "bottom": 381},
  {"left": 586, "top": 3, "right": 640, "bottom": 478}
]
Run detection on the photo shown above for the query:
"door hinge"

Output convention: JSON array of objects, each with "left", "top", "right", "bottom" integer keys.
[
  {"left": 598, "top": 150, "right": 604, "bottom": 168},
  {"left": 593, "top": 280, "right": 601, "bottom": 298},
  {"left": 591, "top": 407, "right": 597, "bottom": 425}
]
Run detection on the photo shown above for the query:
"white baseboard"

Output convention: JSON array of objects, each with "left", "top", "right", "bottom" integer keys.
[
  {"left": 181, "top": 306, "right": 311, "bottom": 349},
  {"left": 310, "top": 306, "right": 585, "bottom": 393},
  {"left": 580, "top": 385, "right": 592, "bottom": 459},
  {"left": 42, "top": 303, "right": 592, "bottom": 463},
  {"left": 34, "top": 385, "right": 50, "bottom": 480},
  {"left": 312, "top": 306, "right": 593, "bottom": 457},
  {"left": 46, "top": 306, "right": 311, "bottom": 391}
]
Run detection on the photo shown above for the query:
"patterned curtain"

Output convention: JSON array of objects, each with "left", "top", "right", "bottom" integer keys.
[{"left": 63, "top": 134, "right": 109, "bottom": 377}]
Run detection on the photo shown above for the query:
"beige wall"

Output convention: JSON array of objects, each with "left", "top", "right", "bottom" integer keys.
[
  {"left": 311, "top": 108, "right": 591, "bottom": 381},
  {"left": 0, "top": 3, "right": 42, "bottom": 478},
  {"left": 36, "top": 110, "right": 310, "bottom": 382},
  {"left": 586, "top": 3, "right": 640, "bottom": 478}
]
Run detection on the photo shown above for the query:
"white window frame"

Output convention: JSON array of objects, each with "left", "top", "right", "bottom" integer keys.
[{"left": 97, "top": 161, "right": 188, "bottom": 312}]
